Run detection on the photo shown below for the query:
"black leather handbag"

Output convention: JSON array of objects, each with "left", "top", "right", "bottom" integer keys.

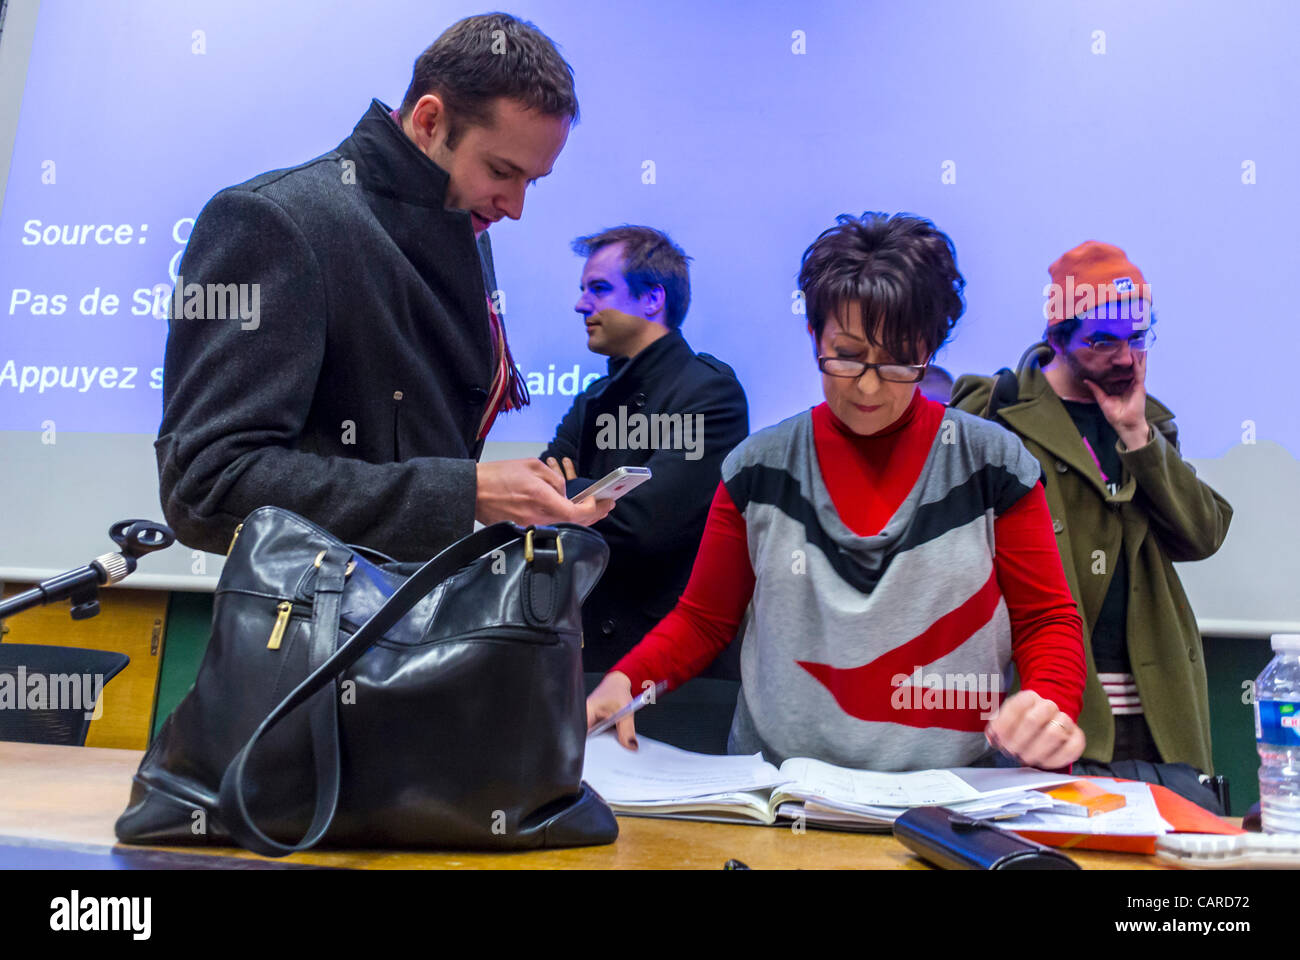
[{"left": 115, "top": 505, "right": 619, "bottom": 856}]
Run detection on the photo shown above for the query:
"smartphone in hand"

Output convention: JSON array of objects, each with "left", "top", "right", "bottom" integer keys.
[{"left": 570, "top": 466, "right": 651, "bottom": 504}]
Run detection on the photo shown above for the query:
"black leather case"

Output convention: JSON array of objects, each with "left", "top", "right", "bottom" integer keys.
[{"left": 893, "top": 806, "right": 1081, "bottom": 870}]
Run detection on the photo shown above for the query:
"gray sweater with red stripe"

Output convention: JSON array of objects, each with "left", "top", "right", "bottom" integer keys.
[{"left": 721, "top": 407, "right": 1041, "bottom": 770}]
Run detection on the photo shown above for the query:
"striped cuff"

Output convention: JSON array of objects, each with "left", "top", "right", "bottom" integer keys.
[{"left": 1098, "top": 671, "right": 1144, "bottom": 715}]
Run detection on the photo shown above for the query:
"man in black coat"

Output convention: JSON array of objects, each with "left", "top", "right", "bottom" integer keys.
[
  {"left": 542, "top": 226, "right": 750, "bottom": 675},
  {"left": 156, "top": 13, "right": 610, "bottom": 561}
]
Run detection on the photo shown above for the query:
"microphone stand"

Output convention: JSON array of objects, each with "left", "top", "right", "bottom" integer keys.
[{"left": 0, "top": 520, "right": 175, "bottom": 623}]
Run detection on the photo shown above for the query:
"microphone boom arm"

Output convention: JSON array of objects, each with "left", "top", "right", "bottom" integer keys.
[{"left": 0, "top": 519, "right": 175, "bottom": 623}]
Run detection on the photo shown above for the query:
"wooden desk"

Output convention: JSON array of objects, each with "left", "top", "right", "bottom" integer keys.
[{"left": 0, "top": 741, "right": 1172, "bottom": 869}]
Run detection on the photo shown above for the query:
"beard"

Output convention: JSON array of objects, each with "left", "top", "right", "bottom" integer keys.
[
  {"left": 1066, "top": 351, "right": 1133, "bottom": 395},
  {"left": 1097, "top": 375, "right": 1134, "bottom": 395}
]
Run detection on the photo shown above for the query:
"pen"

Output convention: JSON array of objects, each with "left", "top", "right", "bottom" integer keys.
[{"left": 588, "top": 680, "right": 668, "bottom": 738}]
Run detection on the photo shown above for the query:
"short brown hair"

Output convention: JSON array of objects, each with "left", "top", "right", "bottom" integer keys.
[
  {"left": 1045, "top": 315, "right": 1082, "bottom": 352},
  {"left": 400, "top": 13, "right": 578, "bottom": 149},
  {"left": 798, "top": 212, "right": 966, "bottom": 363},
  {"left": 572, "top": 226, "right": 693, "bottom": 330}
]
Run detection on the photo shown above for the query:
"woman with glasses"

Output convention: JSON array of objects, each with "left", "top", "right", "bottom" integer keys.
[{"left": 586, "top": 212, "right": 1089, "bottom": 772}]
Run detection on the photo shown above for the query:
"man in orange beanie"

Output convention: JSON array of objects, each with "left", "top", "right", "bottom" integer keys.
[{"left": 951, "top": 241, "right": 1232, "bottom": 811}]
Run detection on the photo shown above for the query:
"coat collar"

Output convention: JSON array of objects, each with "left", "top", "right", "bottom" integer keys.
[
  {"left": 342, "top": 98, "right": 496, "bottom": 296},
  {"left": 334, "top": 100, "right": 493, "bottom": 392},
  {"left": 997, "top": 341, "right": 1174, "bottom": 502},
  {"left": 599, "top": 329, "right": 694, "bottom": 393},
  {"left": 338, "top": 99, "right": 459, "bottom": 211}
]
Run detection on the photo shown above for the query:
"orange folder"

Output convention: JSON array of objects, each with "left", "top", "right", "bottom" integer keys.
[{"left": 1041, "top": 779, "right": 1127, "bottom": 816}]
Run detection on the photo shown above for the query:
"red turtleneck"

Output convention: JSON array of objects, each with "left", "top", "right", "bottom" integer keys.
[{"left": 612, "top": 390, "right": 1085, "bottom": 721}]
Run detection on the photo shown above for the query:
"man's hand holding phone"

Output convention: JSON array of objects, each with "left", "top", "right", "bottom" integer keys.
[{"left": 474, "top": 458, "right": 615, "bottom": 527}]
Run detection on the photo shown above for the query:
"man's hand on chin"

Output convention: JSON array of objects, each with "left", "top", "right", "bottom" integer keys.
[{"left": 1083, "top": 351, "right": 1151, "bottom": 450}]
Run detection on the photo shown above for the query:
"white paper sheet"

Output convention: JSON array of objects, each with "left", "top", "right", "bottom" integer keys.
[
  {"left": 775, "top": 758, "right": 1077, "bottom": 808},
  {"left": 581, "top": 733, "right": 789, "bottom": 803}
]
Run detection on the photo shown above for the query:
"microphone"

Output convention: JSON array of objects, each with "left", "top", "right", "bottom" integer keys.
[{"left": 0, "top": 519, "right": 175, "bottom": 622}]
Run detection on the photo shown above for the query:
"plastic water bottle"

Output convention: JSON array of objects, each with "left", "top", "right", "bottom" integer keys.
[{"left": 1255, "top": 634, "right": 1300, "bottom": 834}]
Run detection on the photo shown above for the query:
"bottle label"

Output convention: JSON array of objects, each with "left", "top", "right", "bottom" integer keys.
[{"left": 1256, "top": 700, "right": 1300, "bottom": 746}]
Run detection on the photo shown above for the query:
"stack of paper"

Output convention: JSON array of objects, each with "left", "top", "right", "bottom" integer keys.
[
  {"left": 581, "top": 734, "right": 1078, "bottom": 829},
  {"left": 996, "top": 779, "right": 1174, "bottom": 836},
  {"left": 579, "top": 734, "right": 791, "bottom": 824}
]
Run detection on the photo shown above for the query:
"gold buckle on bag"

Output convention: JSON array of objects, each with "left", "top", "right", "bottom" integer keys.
[
  {"left": 314, "top": 550, "right": 357, "bottom": 577},
  {"left": 523, "top": 529, "right": 563, "bottom": 565}
]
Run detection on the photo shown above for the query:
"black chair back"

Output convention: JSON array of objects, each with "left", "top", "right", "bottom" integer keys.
[{"left": 0, "top": 644, "right": 129, "bottom": 746}]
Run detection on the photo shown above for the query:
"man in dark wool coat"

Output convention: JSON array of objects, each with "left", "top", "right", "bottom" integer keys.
[
  {"left": 156, "top": 13, "right": 612, "bottom": 561},
  {"left": 541, "top": 226, "right": 750, "bottom": 676}
]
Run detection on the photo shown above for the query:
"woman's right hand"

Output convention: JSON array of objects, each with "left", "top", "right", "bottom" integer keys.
[{"left": 586, "top": 671, "right": 637, "bottom": 750}]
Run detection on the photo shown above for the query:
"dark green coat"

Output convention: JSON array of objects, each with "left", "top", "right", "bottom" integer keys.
[{"left": 952, "top": 343, "right": 1232, "bottom": 773}]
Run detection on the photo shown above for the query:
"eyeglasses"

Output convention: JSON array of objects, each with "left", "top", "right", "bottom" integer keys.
[
  {"left": 1081, "top": 330, "right": 1157, "bottom": 355},
  {"left": 817, "top": 356, "right": 929, "bottom": 382}
]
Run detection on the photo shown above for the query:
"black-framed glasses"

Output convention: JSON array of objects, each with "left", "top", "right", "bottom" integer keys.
[
  {"left": 1081, "top": 330, "right": 1157, "bottom": 355},
  {"left": 817, "top": 356, "right": 929, "bottom": 383}
]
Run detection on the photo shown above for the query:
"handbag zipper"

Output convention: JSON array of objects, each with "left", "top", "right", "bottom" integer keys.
[
  {"left": 377, "top": 624, "right": 581, "bottom": 648},
  {"left": 392, "top": 390, "right": 404, "bottom": 462},
  {"left": 267, "top": 601, "right": 293, "bottom": 649}
]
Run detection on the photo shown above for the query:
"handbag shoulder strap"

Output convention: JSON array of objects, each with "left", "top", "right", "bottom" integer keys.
[{"left": 217, "top": 522, "right": 527, "bottom": 856}]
